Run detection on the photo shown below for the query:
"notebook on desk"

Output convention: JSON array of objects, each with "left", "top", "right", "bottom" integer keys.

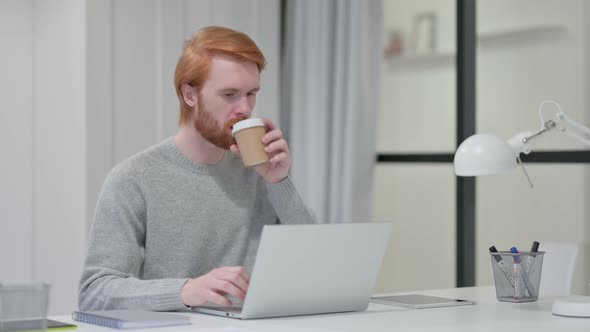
[
  {"left": 192, "top": 223, "right": 392, "bottom": 319},
  {"left": 71, "top": 310, "right": 190, "bottom": 329}
]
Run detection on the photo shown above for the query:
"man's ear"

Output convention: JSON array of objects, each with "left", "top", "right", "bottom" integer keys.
[{"left": 181, "top": 83, "right": 198, "bottom": 107}]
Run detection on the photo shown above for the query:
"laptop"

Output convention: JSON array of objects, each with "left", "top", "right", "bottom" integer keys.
[{"left": 192, "top": 223, "right": 392, "bottom": 319}]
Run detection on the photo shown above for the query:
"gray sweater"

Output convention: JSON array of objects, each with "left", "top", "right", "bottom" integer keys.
[{"left": 78, "top": 137, "right": 314, "bottom": 311}]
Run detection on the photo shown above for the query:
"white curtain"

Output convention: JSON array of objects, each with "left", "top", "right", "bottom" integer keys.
[{"left": 282, "top": 0, "right": 383, "bottom": 223}]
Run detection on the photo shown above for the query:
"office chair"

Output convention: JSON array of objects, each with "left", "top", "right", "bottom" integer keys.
[{"left": 539, "top": 242, "right": 579, "bottom": 297}]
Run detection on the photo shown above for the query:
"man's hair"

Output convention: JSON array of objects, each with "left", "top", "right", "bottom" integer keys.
[{"left": 174, "top": 26, "right": 266, "bottom": 125}]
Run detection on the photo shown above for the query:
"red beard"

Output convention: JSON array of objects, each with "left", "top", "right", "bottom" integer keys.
[{"left": 194, "top": 99, "right": 248, "bottom": 149}]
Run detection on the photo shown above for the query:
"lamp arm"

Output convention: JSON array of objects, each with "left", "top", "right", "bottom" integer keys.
[
  {"left": 504, "top": 100, "right": 590, "bottom": 189},
  {"left": 512, "top": 100, "right": 590, "bottom": 152},
  {"left": 557, "top": 112, "right": 590, "bottom": 147}
]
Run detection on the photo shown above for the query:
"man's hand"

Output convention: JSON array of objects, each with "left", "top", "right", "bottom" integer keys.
[
  {"left": 181, "top": 266, "right": 250, "bottom": 307},
  {"left": 230, "top": 118, "right": 291, "bottom": 183}
]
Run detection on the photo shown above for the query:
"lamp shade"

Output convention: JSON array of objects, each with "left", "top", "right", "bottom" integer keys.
[{"left": 454, "top": 134, "right": 517, "bottom": 176}]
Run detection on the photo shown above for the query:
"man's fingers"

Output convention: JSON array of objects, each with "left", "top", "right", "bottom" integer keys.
[
  {"left": 269, "top": 152, "right": 288, "bottom": 166},
  {"left": 211, "top": 267, "right": 249, "bottom": 292},
  {"left": 183, "top": 267, "right": 252, "bottom": 307},
  {"left": 264, "top": 139, "right": 288, "bottom": 155},
  {"left": 262, "top": 118, "right": 276, "bottom": 131},
  {"left": 262, "top": 129, "right": 283, "bottom": 145},
  {"left": 206, "top": 290, "right": 232, "bottom": 307},
  {"left": 220, "top": 273, "right": 249, "bottom": 293},
  {"left": 211, "top": 279, "right": 246, "bottom": 300},
  {"left": 223, "top": 266, "right": 251, "bottom": 283}
]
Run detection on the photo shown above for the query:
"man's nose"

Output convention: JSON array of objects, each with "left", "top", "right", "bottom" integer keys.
[{"left": 234, "top": 96, "right": 253, "bottom": 118}]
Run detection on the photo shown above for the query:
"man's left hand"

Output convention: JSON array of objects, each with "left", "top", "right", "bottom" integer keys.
[{"left": 230, "top": 118, "right": 290, "bottom": 183}]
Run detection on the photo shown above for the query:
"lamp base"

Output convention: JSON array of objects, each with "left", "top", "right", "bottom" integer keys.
[{"left": 552, "top": 296, "right": 590, "bottom": 318}]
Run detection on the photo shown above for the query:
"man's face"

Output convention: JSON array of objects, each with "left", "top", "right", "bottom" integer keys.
[{"left": 194, "top": 54, "right": 260, "bottom": 149}]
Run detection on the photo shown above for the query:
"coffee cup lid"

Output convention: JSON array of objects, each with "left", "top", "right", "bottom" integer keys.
[{"left": 232, "top": 118, "right": 265, "bottom": 136}]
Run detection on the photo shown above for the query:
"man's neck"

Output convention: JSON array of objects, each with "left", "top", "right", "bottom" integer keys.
[{"left": 174, "top": 125, "right": 225, "bottom": 165}]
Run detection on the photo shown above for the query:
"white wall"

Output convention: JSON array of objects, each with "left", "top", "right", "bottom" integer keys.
[
  {"left": 0, "top": 0, "right": 87, "bottom": 315},
  {"left": 86, "top": 0, "right": 113, "bottom": 226},
  {"left": 0, "top": 0, "right": 35, "bottom": 285},
  {"left": 1, "top": 0, "right": 280, "bottom": 315}
]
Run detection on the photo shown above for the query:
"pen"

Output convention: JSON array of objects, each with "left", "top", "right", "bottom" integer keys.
[
  {"left": 510, "top": 247, "right": 523, "bottom": 299},
  {"left": 531, "top": 241, "right": 540, "bottom": 252},
  {"left": 511, "top": 247, "right": 534, "bottom": 299},
  {"left": 525, "top": 241, "right": 540, "bottom": 274},
  {"left": 489, "top": 246, "right": 514, "bottom": 289},
  {"left": 524, "top": 241, "right": 540, "bottom": 298}
]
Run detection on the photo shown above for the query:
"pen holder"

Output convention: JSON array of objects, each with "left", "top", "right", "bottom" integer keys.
[
  {"left": 489, "top": 251, "right": 544, "bottom": 303},
  {"left": 0, "top": 283, "right": 50, "bottom": 332}
]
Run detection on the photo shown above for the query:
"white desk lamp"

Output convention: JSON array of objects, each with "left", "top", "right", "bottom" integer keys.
[{"left": 453, "top": 100, "right": 590, "bottom": 317}]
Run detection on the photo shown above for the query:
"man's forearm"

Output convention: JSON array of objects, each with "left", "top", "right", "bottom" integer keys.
[
  {"left": 266, "top": 177, "right": 316, "bottom": 225},
  {"left": 79, "top": 267, "right": 188, "bottom": 311}
]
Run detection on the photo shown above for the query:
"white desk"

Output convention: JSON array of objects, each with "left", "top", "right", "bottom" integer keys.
[{"left": 52, "top": 286, "right": 589, "bottom": 331}]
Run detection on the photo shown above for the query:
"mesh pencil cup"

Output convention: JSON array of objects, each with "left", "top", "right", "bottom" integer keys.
[
  {"left": 489, "top": 251, "right": 544, "bottom": 303},
  {"left": 0, "top": 283, "right": 50, "bottom": 332}
]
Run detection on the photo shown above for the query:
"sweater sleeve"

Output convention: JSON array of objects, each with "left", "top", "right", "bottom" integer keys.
[
  {"left": 78, "top": 162, "right": 188, "bottom": 311},
  {"left": 265, "top": 177, "right": 317, "bottom": 225}
]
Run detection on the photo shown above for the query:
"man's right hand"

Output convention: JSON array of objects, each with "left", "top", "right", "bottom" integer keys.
[{"left": 181, "top": 266, "right": 250, "bottom": 307}]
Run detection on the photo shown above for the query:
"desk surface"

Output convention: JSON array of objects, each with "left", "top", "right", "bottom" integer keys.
[{"left": 52, "top": 286, "right": 589, "bottom": 331}]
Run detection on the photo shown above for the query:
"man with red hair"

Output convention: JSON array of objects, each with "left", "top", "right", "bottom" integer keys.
[{"left": 79, "top": 26, "right": 314, "bottom": 311}]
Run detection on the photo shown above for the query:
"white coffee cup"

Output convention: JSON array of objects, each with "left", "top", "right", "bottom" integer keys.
[{"left": 232, "top": 118, "right": 269, "bottom": 167}]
